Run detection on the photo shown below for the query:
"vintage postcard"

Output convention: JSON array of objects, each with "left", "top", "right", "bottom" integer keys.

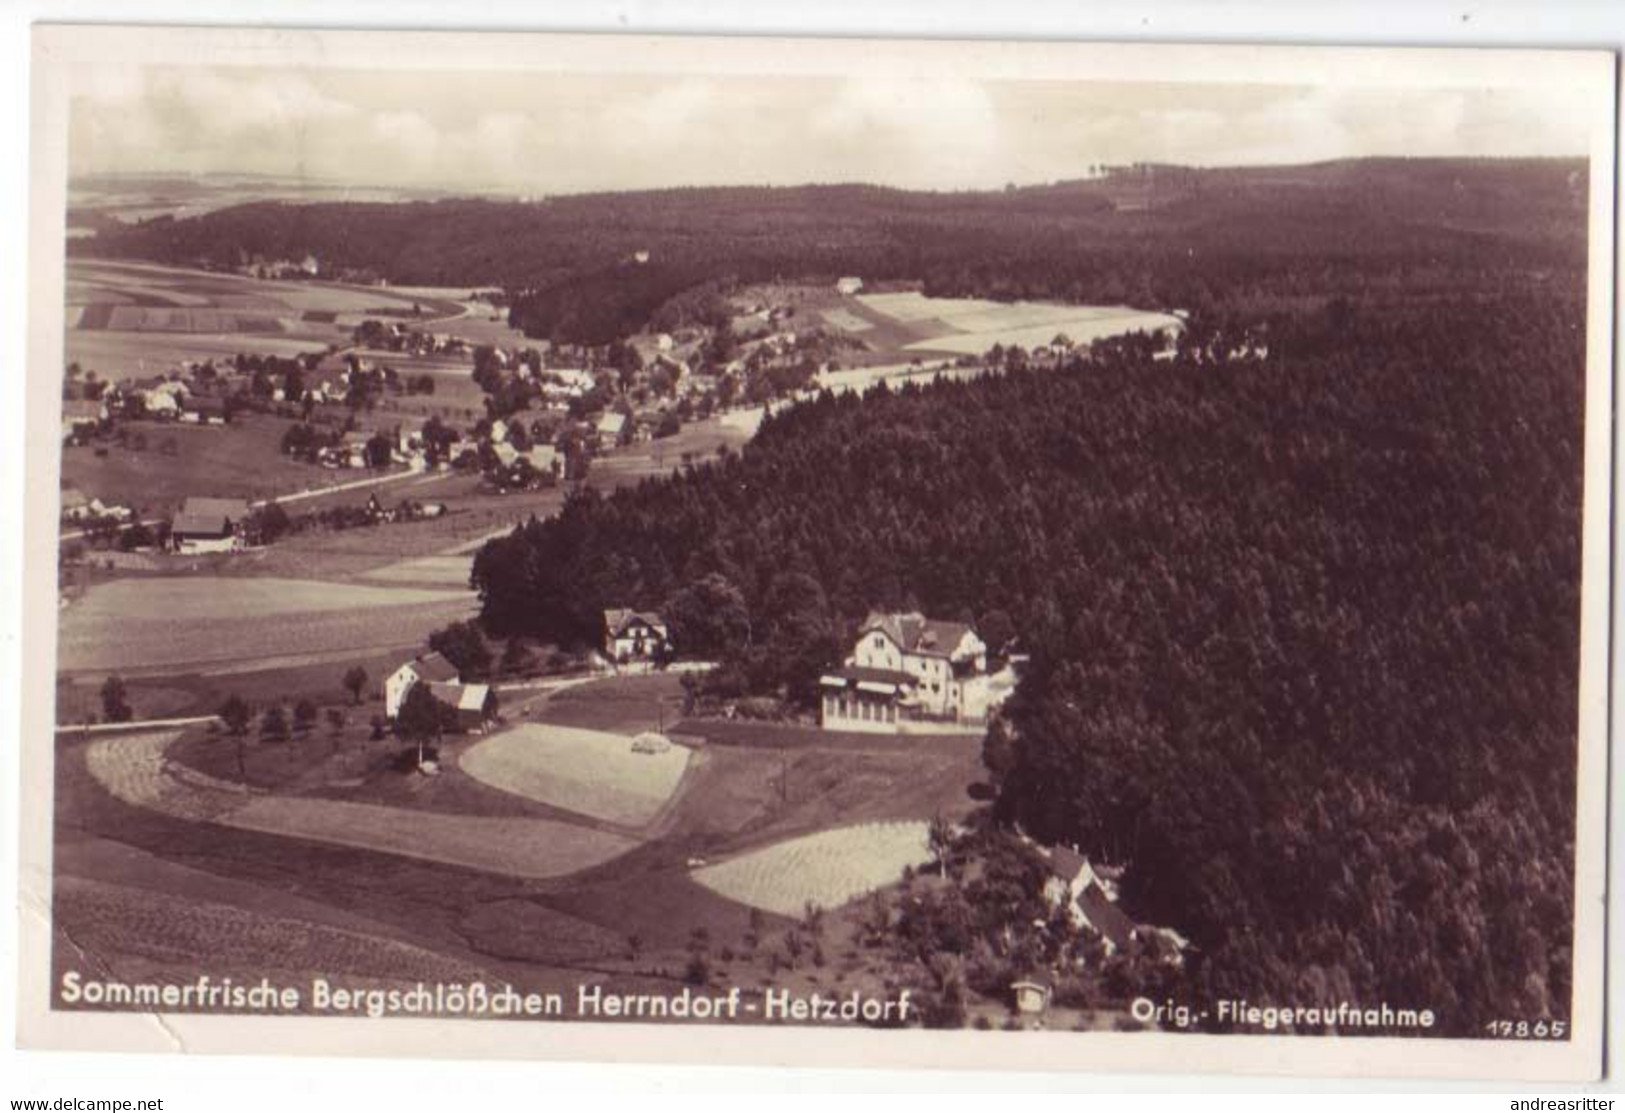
[{"left": 17, "top": 25, "right": 1616, "bottom": 1080}]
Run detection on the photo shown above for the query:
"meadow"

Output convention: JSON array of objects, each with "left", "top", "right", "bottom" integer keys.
[
  {"left": 459, "top": 723, "right": 692, "bottom": 829},
  {"left": 691, "top": 821, "right": 933, "bottom": 917},
  {"left": 854, "top": 290, "right": 1183, "bottom": 356}
]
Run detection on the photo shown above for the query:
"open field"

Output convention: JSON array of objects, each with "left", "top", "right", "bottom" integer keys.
[
  {"left": 59, "top": 413, "right": 371, "bottom": 515},
  {"left": 856, "top": 290, "right": 1183, "bottom": 356},
  {"left": 224, "top": 796, "right": 638, "bottom": 879},
  {"left": 460, "top": 724, "right": 691, "bottom": 828},
  {"left": 56, "top": 874, "right": 495, "bottom": 987},
  {"left": 535, "top": 672, "right": 686, "bottom": 735},
  {"left": 66, "top": 576, "right": 471, "bottom": 623},
  {"left": 360, "top": 554, "right": 477, "bottom": 586},
  {"left": 81, "top": 730, "right": 640, "bottom": 880},
  {"left": 57, "top": 586, "right": 476, "bottom": 674},
  {"left": 65, "top": 260, "right": 471, "bottom": 379},
  {"left": 691, "top": 821, "right": 933, "bottom": 916}
]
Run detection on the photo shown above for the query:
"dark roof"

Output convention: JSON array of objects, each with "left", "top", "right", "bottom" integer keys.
[
  {"left": 406, "top": 651, "right": 461, "bottom": 683},
  {"left": 1076, "top": 881, "right": 1137, "bottom": 952},
  {"left": 1048, "top": 845, "right": 1090, "bottom": 881},
  {"left": 823, "top": 665, "right": 915, "bottom": 688},
  {"left": 859, "top": 611, "right": 976, "bottom": 659}
]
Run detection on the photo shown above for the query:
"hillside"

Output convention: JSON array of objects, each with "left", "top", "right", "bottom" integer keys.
[{"left": 75, "top": 159, "right": 1588, "bottom": 344}]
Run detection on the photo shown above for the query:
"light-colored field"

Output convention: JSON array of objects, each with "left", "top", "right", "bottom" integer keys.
[
  {"left": 691, "top": 821, "right": 933, "bottom": 916},
  {"left": 224, "top": 796, "right": 638, "bottom": 879},
  {"left": 83, "top": 730, "right": 640, "bottom": 879},
  {"left": 856, "top": 291, "right": 1183, "bottom": 355},
  {"left": 67, "top": 577, "right": 471, "bottom": 623},
  {"left": 67, "top": 331, "right": 321, "bottom": 377},
  {"left": 57, "top": 588, "right": 477, "bottom": 674},
  {"left": 460, "top": 724, "right": 690, "bottom": 828},
  {"left": 360, "top": 555, "right": 475, "bottom": 586}
]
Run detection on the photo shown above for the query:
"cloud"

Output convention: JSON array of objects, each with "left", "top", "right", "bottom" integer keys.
[{"left": 67, "top": 66, "right": 1593, "bottom": 192}]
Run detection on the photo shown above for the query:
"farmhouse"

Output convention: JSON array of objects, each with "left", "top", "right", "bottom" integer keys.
[
  {"left": 603, "top": 608, "right": 669, "bottom": 663},
  {"left": 819, "top": 611, "right": 1009, "bottom": 732},
  {"left": 169, "top": 497, "right": 250, "bottom": 554},
  {"left": 384, "top": 651, "right": 462, "bottom": 719}
]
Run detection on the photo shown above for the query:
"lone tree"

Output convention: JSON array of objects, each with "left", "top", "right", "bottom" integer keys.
[
  {"left": 342, "top": 666, "right": 369, "bottom": 705},
  {"left": 219, "top": 695, "right": 250, "bottom": 737},
  {"left": 218, "top": 694, "right": 252, "bottom": 779},
  {"left": 928, "top": 813, "right": 956, "bottom": 879},
  {"left": 99, "top": 675, "right": 133, "bottom": 724},
  {"left": 394, "top": 682, "right": 447, "bottom": 768}
]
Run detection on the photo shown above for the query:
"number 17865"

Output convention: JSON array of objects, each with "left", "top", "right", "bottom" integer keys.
[{"left": 1485, "top": 1019, "right": 1567, "bottom": 1039}]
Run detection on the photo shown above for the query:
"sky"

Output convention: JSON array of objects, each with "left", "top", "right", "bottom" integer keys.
[{"left": 67, "top": 66, "right": 1595, "bottom": 196}]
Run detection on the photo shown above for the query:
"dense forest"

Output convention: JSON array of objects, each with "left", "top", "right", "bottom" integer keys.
[
  {"left": 470, "top": 279, "right": 1586, "bottom": 1032},
  {"left": 76, "top": 159, "right": 1586, "bottom": 344}
]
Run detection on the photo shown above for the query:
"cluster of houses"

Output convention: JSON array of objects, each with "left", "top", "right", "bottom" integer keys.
[
  {"left": 59, "top": 487, "right": 133, "bottom": 525},
  {"left": 818, "top": 611, "right": 1018, "bottom": 733},
  {"left": 238, "top": 254, "right": 321, "bottom": 280}
]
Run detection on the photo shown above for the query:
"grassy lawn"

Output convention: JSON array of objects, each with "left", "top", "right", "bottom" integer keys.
[
  {"left": 60, "top": 413, "right": 327, "bottom": 515},
  {"left": 537, "top": 672, "right": 688, "bottom": 735}
]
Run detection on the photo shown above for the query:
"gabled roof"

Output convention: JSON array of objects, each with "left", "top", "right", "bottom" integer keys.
[
  {"left": 1048, "top": 845, "right": 1091, "bottom": 883},
  {"left": 604, "top": 608, "right": 667, "bottom": 637},
  {"left": 596, "top": 411, "right": 627, "bottom": 435},
  {"left": 401, "top": 651, "right": 460, "bottom": 683},
  {"left": 858, "top": 611, "right": 976, "bottom": 659},
  {"left": 429, "top": 680, "right": 491, "bottom": 712},
  {"left": 1075, "top": 881, "right": 1137, "bottom": 953}
]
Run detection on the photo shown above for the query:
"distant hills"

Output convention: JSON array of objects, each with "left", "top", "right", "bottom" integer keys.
[{"left": 73, "top": 158, "right": 1589, "bottom": 345}]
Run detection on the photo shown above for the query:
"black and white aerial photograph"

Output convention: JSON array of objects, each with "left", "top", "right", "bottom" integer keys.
[{"left": 15, "top": 22, "right": 1615, "bottom": 1083}]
